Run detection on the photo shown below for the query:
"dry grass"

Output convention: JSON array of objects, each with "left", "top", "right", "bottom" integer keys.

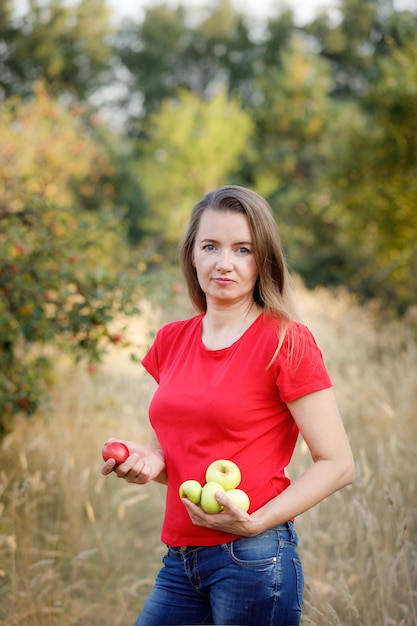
[
  {"left": 291, "top": 285, "right": 417, "bottom": 626},
  {"left": 0, "top": 282, "right": 416, "bottom": 625}
]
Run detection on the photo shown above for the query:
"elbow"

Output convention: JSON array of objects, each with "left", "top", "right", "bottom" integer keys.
[
  {"left": 340, "top": 454, "right": 356, "bottom": 488},
  {"left": 348, "top": 461, "right": 356, "bottom": 485}
]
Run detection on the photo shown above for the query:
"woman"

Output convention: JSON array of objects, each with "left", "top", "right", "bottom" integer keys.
[{"left": 102, "top": 185, "right": 355, "bottom": 626}]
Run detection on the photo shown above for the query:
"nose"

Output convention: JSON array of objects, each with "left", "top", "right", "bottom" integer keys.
[{"left": 215, "top": 249, "right": 233, "bottom": 271}]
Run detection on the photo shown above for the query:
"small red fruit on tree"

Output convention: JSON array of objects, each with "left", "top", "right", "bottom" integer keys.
[
  {"left": 18, "top": 398, "right": 30, "bottom": 411},
  {"left": 172, "top": 282, "right": 183, "bottom": 294},
  {"left": 14, "top": 243, "right": 26, "bottom": 255},
  {"left": 102, "top": 441, "right": 129, "bottom": 467}
]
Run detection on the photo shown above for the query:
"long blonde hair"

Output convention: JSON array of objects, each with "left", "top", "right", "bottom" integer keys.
[{"left": 179, "top": 185, "right": 302, "bottom": 354}]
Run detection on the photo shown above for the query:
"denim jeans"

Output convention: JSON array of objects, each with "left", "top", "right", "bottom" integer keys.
[{"left": 134, "top": 522, "right": 304, "bottom": 626}]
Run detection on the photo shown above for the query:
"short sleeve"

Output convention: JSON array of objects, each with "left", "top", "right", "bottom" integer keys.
[{"left": 275, "top": 322, "right": 332, "bottom": 402}]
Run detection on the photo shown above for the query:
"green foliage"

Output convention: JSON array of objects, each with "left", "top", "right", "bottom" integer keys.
[
  {"left": 249, "top": 34, "right": 331, "bottom": 193},
  {"left": 0, "top": 0, "right": 114, "bottom": 99},
  {"left": 307, "top": 0, "right": 417, "bottom": 96},
  {"left": 309, "top": 36, "right": 417, "bottom": 312},
  {"left": 307, "top": 0, "right": 380, "bottom": 95},
  {"left": 114, "top": 0, "right": 416, "bottom": 314},
  {"left": 0, "top": 85, "right": 141, "bottom": 437},
  {"left": 116, "top": 3, "right": 191, "bottom": 114},
  {"left": 115, "top": 0, "right": 256, "bottom": 116},
  {"left": 137, "top": 88, "right": 253, "bottom": 243}
]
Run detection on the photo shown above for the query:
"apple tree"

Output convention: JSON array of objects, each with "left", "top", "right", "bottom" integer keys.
[{"left": 0, "top": 84, "right": 141, "bottom": 438}]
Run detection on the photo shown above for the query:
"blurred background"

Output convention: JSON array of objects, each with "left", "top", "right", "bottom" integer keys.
[{"left": 1, "top": 0, "right": 416, "bottom": 624}]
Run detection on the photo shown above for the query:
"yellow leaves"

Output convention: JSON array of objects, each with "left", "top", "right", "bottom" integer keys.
[
  {"left": 19, "top": 304, "right": 34, "bottom": 316},
  {"left": 136, "top": 261, "right": 147, "bottom": 273},
  {"left": 10, "top": 244, "right": 26, "bottom": 258},
  {"left": 79, "top": 184, "right": 96, "bottom": 198},
  {"left": 0, "top": 81, "right": 112, "bottom": 210}
]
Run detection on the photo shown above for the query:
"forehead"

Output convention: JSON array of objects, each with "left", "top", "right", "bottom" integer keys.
[{"left": 196, "top": 209, "right": 252, "bottom": 239}]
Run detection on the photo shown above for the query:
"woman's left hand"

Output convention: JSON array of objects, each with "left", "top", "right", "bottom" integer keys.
[{"left": 181, "top": 490, "right": 260, "bottom": 537}]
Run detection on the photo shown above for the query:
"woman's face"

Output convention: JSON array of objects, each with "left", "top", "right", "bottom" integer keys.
[{"left": 192, "top": 209, "right": 259, "bottom": 306}]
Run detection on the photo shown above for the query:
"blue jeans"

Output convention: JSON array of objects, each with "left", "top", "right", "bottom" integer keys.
[{"left": 134, "top": 522, "right": 304, "bottom": 626}]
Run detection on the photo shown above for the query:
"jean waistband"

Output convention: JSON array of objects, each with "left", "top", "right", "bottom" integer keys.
[{"left": 168, "top": 521, "right": 295, "bottom": 552}]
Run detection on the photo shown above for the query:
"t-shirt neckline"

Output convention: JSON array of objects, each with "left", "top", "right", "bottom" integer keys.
[{"left": 197, "top": 310, "right": 264, "bottom": 353}]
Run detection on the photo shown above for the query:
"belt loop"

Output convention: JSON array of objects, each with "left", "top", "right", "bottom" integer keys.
[{"left": 286, "top": 520, "right": 295, "bottom": 542}]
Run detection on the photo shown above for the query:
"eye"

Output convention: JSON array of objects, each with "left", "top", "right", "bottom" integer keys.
[
  {"left": 237, "top": 246, "right": 251, "bottom": 255},
  {"left": 202, "top": 244, "right": 216, "bottom": 251}
]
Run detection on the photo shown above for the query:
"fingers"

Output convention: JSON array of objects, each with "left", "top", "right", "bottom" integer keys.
[
  {"left": 101, "top": 446, "right": 155, "bottom": 484},
  {"left": 181, "top": 498, "right": 207, "bottom": 527},
  {"left": 215, "top": 491, "right": 236, "bottom": 511},
  {"left": 181, "top": 491, "right": 250, "bottom": 534},
  {"left": 101, "top": 458, "right": 116, "bottom": 475},
  {"left": 114, "top": 453, "right": 151, "bottom": 484}
]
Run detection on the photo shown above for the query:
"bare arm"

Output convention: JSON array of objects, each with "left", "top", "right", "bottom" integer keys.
[
  {"left": 182, "top": 387, "right": 355, "bottom": 536},
  {"left": 248, "top": 387, "right": 355, "bottom": 532},
  {"left": 101, "top": 378, "right": 167, "bottom": 485}
]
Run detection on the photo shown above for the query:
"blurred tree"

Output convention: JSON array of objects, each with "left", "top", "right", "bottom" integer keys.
[
  {"left": 307, "top": 0, "right": 417, "bottom": 96},
  {"left": 249, "top": 0, "right": 417, "bottom": 312},
  {"left": 248, "top": 34, "right": 331, "bottom": 193},
  {"left": 239, "top": 34, "right": 337, "bottom": 278},
  {"left": 0, "top": 84, "right": 141, "bottom": 437},
  {"left": 115, "top": 3, "right": 189, "bottom": 116},
  {"left": 260, "top": 7, "right": 296, "bottom": 69},
  {"left": 113, "top": 0, "right": 298, "bottom": 243},
  {"left": 2, "top": 0, "right": 414, "bottom": 319},
  {"left": 0, "top": 0, "right": 114, "bottom": 99},
  {"left": 291, "top": 97, "right": 368, "bottom": 286},
  {"left": 307, "top": 0, "right": 378, "bottom": 95},
  {"left": 298, "top": 35, "right": 417, "bottom": 312},
  {"left": 98, "top": 134, "right": 150, "bottom": 244},
  {"left": 114, "top": 0, "right": 258, "bottom": 121},
  {"left": 136, "top": 87, "right": 253, "bottom": 244}
]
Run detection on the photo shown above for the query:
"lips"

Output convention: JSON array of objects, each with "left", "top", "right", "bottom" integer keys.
[{"left": 213, "top": 277, "right": 235, "bottom": 286}]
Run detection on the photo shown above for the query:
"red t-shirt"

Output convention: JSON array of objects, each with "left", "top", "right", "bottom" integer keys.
[{"left": 142, "top": 311, "right": 332, "bottom": 546}]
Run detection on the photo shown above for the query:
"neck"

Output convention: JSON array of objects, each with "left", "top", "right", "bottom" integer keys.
[{"left": 202, "top": 300, "right": 257, "bottom": 350}]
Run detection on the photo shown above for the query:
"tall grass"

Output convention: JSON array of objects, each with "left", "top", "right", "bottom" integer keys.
[{"left": 1, "top": 283, "right": 416, "bottom": 625}]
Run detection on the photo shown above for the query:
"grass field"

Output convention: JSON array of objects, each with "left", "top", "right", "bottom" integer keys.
[{"left": 1, "top": 281, "right": 416, "bottom": 625}]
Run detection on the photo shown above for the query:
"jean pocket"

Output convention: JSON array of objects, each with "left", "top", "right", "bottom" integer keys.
[
  {"left": 226, "top": 533, "right": 280, "bottom": 567},
  {"left": 292, "top": 554, "right": 304, "bottom": 608}
]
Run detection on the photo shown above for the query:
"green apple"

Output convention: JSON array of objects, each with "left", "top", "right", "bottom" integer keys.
[
  {"left": 205, "top": 459, "right": 241, "bottom": 490},
  {"left": 179, "top": 480, "right": 202, "bottom": 504},
  {"left": 200, "top": 481, "right": 225, "bottom": 514},
  {"left": 225, "top": 488, "right": 250, "bottom": 512}
]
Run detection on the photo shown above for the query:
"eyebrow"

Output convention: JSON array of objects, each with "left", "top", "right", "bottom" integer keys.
[{"left": 200, "top": 238, "right": 253, "bottom": 246}]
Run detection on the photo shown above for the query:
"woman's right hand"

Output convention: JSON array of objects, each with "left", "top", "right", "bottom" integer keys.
[{"left": 101, "top": 438, "right": 166, "bottom": 485}]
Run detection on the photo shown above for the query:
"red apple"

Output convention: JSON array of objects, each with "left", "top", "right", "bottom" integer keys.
[{"left": 102, "top": 441, "right": 129, "bottom": 467}]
